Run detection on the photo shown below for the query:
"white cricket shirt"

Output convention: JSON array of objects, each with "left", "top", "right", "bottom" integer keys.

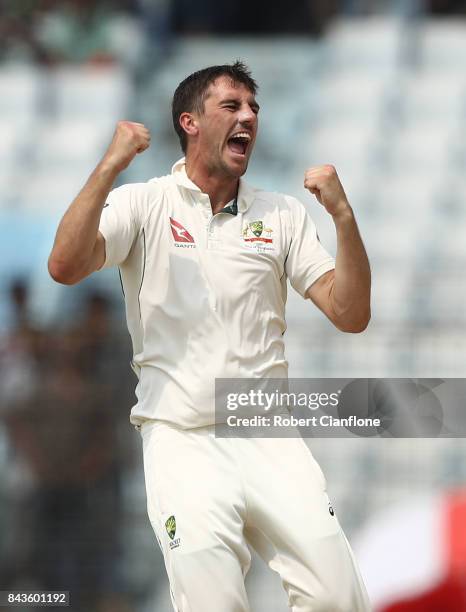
[{"left": 99, "top": 158, "right": 335, "bottom": 429}]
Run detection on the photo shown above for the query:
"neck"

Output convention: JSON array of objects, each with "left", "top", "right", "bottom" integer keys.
[{"left": 185, "top": 156, "right": 239, "bottom": 214}]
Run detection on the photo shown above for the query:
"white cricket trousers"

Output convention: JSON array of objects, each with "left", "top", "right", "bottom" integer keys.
[{"left": 140, "top": 421, "right": 371, "bottom": 612}]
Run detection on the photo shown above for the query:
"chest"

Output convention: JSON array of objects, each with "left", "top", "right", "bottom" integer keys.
[{"left": 165, "top": 198, "right": 288, "bottom": 285}]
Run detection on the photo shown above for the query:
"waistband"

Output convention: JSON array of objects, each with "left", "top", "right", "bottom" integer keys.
[{"left": 137, "top": 419, "right": 217, "bottom": 437}]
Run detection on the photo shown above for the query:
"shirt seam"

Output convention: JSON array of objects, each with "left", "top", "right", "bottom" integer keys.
[{"left": 138, "top": 228, "right": 146, "bottom": 320}]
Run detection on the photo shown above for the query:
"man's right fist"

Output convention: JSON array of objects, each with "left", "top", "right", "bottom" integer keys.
[{"left": 103, "top": 121, "right": 151, "bottom": 173}]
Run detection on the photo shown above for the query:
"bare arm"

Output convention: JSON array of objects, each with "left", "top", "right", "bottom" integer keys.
[
  {"left": 48, "top": 121, "right": 150, "bottom": 285},
  {"left": 304, "top": 165, "right": 371, "bottom": 333}
]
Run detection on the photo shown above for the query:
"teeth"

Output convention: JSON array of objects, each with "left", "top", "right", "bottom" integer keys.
[{"left": 231, "top": 132, "right": 251, "bottom": 140}]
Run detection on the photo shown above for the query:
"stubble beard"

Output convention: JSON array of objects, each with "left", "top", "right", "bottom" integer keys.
[
  {"left": 207, "top": 147, "right": 246, "bottom": 180},
  {"left": 222, "top": 144, "right": 251, "bottom": 179}
]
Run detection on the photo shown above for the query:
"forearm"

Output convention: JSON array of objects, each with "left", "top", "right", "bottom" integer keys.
[
  {"left": 330, "top": 206, "right": 371, "bottom": 331},
  {"left": 48, "top": 161, "right": 118, "bottom": 283},
  {"left": 48, "top": 121, "right": 150, "bottom": 284}
]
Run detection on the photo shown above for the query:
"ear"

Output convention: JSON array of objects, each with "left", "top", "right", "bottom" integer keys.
[{"left": 179, "top": 112, "right": 199, "bottom": 139}]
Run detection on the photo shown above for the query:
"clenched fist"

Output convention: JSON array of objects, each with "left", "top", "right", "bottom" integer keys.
[
  {"left": 304, "top": 165, "right": 350, "bottom": 218},
  {"left": 102, "top": 121, "right": 151, "bottom": 174}
]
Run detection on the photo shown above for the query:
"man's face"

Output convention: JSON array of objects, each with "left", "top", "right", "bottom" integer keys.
[{"left": 192, "top": 76, "right": 259, "bottom": 178}]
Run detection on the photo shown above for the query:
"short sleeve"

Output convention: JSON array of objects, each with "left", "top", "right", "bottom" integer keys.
[
  {"left": 99, "top": 184, "right": 139, "bottom": 269},
  {"left": 284, "top": 196, "right": 335, "bottom": 297}
]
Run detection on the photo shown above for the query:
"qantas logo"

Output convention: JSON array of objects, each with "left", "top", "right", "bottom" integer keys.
[{"left": 169, "top": 217, "right": 196, "bottom": 248}]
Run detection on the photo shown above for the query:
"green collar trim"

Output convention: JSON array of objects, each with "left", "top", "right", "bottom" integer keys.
[{"left": 221, "top": 198, "right": 238, "bottom": 216}]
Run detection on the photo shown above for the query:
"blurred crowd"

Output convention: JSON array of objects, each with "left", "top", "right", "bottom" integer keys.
[
  {"left": 0, "top": 0, "right": 154, "bottom": 67},
  {"left": 2, "top": 0, "right": 465, "bottom": 68},
  {"left": 0, "top": 280, "right": 136, "bottom": 612}
]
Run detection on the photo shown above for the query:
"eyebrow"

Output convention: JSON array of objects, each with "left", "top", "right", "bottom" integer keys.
[{"left": 220, "top": 98, "right": 260, "bottom": 111}]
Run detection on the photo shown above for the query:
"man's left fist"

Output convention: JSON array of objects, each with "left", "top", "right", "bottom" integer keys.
[{"left": 304, "top": 165, "right": 350, "bottom": 218}]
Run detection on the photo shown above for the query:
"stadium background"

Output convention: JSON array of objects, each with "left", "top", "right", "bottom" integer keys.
[{"left": 1, "top": 0, "right": 466, "bottom": 610}]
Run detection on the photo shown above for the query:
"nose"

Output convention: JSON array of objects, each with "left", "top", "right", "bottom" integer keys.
[{"left": 238, "top": 104, "right": 257, "bottom": 127}]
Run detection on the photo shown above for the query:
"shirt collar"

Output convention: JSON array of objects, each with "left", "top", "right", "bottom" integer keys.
[{"left": 171, "top": 157, "right": 255, "bottom": 214}]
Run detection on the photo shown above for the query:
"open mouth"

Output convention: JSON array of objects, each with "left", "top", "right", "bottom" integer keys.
[{"left": 227, "top": 132, "right": 251, "bottom": 157}]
